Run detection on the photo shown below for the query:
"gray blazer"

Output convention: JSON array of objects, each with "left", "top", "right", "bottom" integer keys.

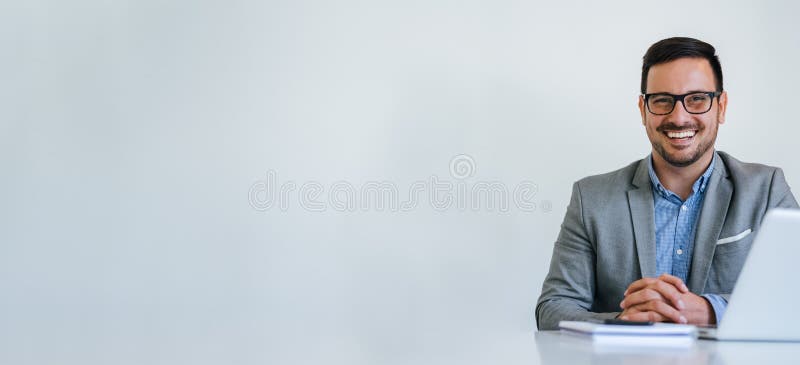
[{"left": 536, "top": 151, "right": 799, "bottom": 330}]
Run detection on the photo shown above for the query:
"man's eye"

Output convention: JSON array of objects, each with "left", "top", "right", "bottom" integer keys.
[
  {"left": 652, "top": 97, "right": 672, "bottom": 104},
  {"left": 689, "top": 95, "right": 709, "bottom": 102}
]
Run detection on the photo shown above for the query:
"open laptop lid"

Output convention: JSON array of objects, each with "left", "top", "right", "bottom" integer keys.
[{"left": 714, "top": 208, "right": 800, "bottom": 341}]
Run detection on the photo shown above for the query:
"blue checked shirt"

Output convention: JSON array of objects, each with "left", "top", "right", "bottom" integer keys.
[{"left": 648, "top": 154, "right": 727, "bottom": 322}]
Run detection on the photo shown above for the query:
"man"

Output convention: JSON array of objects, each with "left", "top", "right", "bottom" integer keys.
[{"left": 535, "top": 37, "right": 799, "bottom": 330}]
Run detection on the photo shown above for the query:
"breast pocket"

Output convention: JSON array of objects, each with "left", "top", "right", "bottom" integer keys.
[{"left": 706, "top": 229, "right": 755, "bottom": 293}]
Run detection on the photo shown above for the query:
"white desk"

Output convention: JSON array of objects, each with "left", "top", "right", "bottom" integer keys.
[
  {"left": 535, "top": 331, "right": 800, "bottom": 365},
  {"left": 5, "top": 326, "right": 800, "bottom": 364}
]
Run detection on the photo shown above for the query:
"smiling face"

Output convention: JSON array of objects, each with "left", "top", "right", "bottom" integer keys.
[{"left": 639, "top": 57, "right": 728, "bottom": 168}]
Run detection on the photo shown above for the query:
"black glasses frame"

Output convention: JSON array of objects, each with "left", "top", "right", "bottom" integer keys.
[{"left": 642, "top": 91, "right": 722, "bottom": 115}]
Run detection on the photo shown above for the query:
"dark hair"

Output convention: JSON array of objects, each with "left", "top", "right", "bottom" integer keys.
[{"left": 641, "top": 37, "right": 723, "bottom": 94}]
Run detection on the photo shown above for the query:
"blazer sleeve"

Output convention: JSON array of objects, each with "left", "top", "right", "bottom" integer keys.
[{"left": 535, "top": 182, "right": 619, "bottom": 330}]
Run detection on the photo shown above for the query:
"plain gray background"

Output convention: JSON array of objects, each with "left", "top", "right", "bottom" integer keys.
[{"left": 2, "top": 1, "right": 799, "bottom": 364}]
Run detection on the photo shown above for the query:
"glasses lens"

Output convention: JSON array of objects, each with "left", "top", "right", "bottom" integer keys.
[
  {"left": 648, "top": 94, "right": 675, "bottom": 115},
  {"left": 684, "top": 93, "right": 712, "bottom": 113}
]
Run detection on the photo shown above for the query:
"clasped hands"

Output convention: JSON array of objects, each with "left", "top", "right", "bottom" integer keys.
[{"left": 619, "top": 273, "right": 714, "bottom": 325}]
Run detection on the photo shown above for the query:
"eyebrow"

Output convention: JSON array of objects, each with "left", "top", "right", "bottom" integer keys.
[{"left": 646, "top": 90, "right": 714, "bottom": 95}]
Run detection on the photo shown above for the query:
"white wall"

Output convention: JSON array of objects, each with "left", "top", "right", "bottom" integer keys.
[{"left": 2, "top": 1, "right": 799, "bottom": 364}]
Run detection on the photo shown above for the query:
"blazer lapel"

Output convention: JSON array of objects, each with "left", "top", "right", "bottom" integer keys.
[
  {"left": 688, "top": 154, "right": 732, "bottom": 293},
  {"left": 628, "top": 158, "right": 657, "bottom": 278}
]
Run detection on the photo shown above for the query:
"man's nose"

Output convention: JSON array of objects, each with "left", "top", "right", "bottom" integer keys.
[{"left": 666, "top": 99, "right": 694, "bottom": 124}]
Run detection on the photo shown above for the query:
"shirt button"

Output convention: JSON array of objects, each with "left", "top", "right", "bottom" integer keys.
[
  {"left": 676, "top": 249, "right": 684, "bottom": 255},
  {"left": 681, "top": 205, "right": 688, "bottom": 211}
]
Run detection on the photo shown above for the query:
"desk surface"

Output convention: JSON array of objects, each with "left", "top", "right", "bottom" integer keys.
[
  {"left": 6, "top": 328, "right": 800, "bottom": 364},
  {"left": 534, "top": 331, "right": 800, "bottom": 365}
]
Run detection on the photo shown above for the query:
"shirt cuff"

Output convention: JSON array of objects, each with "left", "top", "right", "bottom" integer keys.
[{"left": 701, "top": 294, "right": 728, "bottom": 324}]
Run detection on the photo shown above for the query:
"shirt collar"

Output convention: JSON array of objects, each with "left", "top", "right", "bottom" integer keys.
[{"left": 647, "top": 152, "right": 716, "bottom": 200}]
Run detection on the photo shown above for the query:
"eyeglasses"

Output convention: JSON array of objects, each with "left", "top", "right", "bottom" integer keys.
[{"left": 643, "top": 91, "right": 722, "bottom": 115}]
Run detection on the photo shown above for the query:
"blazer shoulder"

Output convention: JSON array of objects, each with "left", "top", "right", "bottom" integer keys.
[
  {"left": 574, "top": 159, "right": 642, "bottom": 197},
  {"left": 717, "top": 151, "right": 785, "bottom": 186}
]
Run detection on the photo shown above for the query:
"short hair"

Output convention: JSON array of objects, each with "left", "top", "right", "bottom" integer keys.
[{"left": 640, "top": 37, "right": 723, "bottom": 94}]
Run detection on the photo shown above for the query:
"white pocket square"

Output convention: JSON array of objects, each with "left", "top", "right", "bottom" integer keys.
[{"left": 716, "top": 229, "right": 752, "bottom": 245}]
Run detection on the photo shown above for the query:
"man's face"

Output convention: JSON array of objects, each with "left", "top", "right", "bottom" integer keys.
[{"left": 638, "top": 57, "right": 728, "bottom": 168}]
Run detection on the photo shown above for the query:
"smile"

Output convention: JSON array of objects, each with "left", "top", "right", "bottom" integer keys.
[{"left": 665, "top": 130, "right": 697, "bottom": 139}]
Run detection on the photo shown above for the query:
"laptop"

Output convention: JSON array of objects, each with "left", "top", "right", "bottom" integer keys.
[{"left": 698, "top": 208, "right": 800, "bottom": 341}]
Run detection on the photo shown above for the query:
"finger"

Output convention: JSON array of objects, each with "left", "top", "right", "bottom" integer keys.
[
  {"left": 625, "top": 275, "right": 690, "bottom": 296},
  {"left": 620, "top": 310, "right": 668, "bottom": 323},
  {"left": 623, "top": 280, "right": 687, "bottom": 310},
  {"left": 649, "top": 280, "right": 686, "bottom": 310},
  {"left": 620, "top": 288, "right": 664, "bottom": 309},
  {"left": 624, "top": 277, "right": 657, "bottom": 296},
  {"left": 640, "top": 300, "right": 687, "bottom": 324},
  {"left": 658, "top": 273, "right": 689, "bottom": 293}
]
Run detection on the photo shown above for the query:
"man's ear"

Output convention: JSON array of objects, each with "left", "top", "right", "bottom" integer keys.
[
  {"left": 638, "top": 95, "right": 646, "bottom": 125},
  {"left": 717, "top": 91, "right": 728, "bottom": 125}
]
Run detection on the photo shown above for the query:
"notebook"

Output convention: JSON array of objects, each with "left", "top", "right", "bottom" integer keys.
[{"left": 559, "top": 320, "right": 697, "bottom": 348}]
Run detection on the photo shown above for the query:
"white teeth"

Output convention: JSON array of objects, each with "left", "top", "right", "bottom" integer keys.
[{"left": 666, "top": 130, "right": 696, "bottom": 139}]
